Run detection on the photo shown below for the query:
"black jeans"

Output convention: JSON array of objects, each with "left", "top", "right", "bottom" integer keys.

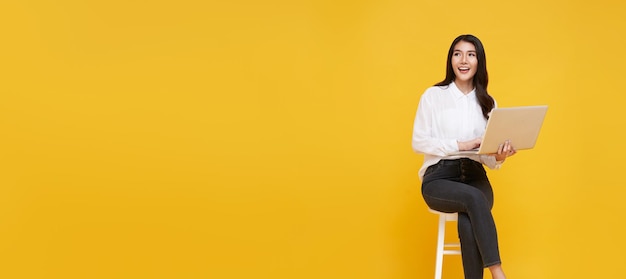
[{"left": 421, "top": 158, "right": 501, "bottom": 279}]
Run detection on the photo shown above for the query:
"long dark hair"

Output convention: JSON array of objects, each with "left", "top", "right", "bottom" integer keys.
[{"left": 435, "top": 34, "right": 494, "bottom": 119}]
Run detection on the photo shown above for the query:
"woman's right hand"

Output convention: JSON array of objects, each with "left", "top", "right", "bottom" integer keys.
[{"left": 457, "top": 138, "right": 482, "bottom": 151}]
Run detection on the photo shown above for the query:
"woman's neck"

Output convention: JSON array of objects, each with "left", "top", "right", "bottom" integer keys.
[{"left": 454, "top": 80, "right": 474, "bottom": 94}]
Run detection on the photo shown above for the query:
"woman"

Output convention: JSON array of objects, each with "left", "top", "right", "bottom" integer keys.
[{"left": 412, "top": 34, "right": 515, "bottom": 279}]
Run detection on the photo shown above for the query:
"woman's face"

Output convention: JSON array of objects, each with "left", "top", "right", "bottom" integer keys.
[{"left": 451, "top": 41, "right": 478, "bottom": 84}]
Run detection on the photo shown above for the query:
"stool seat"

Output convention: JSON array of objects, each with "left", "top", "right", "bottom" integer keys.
[
  {"left": 428, "top": 209, "right": 461, "bottom": 279},
  {"left": 428, "top": 209, "right": 458, "bottom": 221}
]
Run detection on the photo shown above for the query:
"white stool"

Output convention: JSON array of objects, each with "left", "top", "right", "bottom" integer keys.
[{"left": 428, "top": 209, "right": 462, "bottom": 279}]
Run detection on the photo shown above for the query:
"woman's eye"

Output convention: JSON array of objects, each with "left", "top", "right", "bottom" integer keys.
[{"left": 469, "top": 53, "right": 476, "bottom": 57}]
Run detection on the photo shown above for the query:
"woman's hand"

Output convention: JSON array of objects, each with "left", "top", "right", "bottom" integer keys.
[
  {"left": 494, "top": 140, "right": 516, "bottom": 162},
  {"left": 457, "top": 138, "right": 482, "bottom": 151}
]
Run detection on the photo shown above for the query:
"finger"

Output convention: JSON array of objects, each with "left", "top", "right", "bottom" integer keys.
[{"left": 508, "top": 148, "right": 516, "bottom": 156}]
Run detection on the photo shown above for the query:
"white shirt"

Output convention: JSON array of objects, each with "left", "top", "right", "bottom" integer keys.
[{"left": 412, "top": 82, "right": 501, "bottom": 180}]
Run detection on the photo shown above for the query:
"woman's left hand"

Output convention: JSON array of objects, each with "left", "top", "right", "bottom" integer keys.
[{"left": 494, "top": 140, "right": 516, "bottom": 162}]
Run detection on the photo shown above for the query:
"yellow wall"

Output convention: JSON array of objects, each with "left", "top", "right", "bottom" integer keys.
[{"left": 1, "top": 0, "right": 624, "bottom": 278}]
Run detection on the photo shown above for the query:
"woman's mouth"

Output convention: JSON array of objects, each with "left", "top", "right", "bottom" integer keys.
[{"left": 458, "top": 67, "right": 470, "bottom": 74}]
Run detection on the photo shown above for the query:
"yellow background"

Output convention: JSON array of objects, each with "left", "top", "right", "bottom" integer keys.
[{"left": 1, "top": 0, "right": 624, "bottom": 278}]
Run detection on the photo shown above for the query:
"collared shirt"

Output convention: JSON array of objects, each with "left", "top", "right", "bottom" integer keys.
[{"left": 412, "top": 82, "right": 500, "bottom": 180}]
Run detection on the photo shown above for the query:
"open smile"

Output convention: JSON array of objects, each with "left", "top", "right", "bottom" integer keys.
[{"left": 458, "top": 67, "right": 470, "bottom": 74}]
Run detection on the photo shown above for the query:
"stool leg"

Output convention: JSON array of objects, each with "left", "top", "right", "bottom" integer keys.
[{"left": 434, "top": 214, "right": 445, "bottom": 279}]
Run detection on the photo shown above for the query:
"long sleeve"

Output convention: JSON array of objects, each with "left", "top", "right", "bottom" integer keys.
[
  {"left": 411, "top": 84, "right": 496, "bottom": 180},
  {"left": 411, "top": 92, "right": 459, "bottom": 156}
]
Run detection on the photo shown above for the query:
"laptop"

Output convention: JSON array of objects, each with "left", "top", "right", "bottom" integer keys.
[{"left": 451, "top": 105, "right": 548, "bottom": 155}]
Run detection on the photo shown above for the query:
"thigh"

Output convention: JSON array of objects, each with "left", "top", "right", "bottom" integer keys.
[
  {"left": 422, "top": 159, "right": 495, "bottom": 211},
  {"left": 422, "top": 178, "right": 490, "bottom": 213},
  {"left": 466, "top": 176, "right": 494, "bottom": 209},
  {"left": 462, "top": 160, "right": 494, "bottom": 208}
]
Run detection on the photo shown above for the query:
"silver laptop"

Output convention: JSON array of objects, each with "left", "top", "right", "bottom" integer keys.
[{"left": 452, "top": 105, "right": 548, "bottom": 155}]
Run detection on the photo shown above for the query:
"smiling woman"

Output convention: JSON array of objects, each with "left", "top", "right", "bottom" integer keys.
[
  {"left": 412, "top": 34, "right": 513, "bottom": 279},
  {"left": 435, "top": 35, "right": 493, "bottom": 121},
  {"left": 451, "top": 42, "right": 478, "bottom": 91}
]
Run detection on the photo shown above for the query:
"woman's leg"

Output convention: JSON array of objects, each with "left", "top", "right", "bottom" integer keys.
[
  {"left": 488, "top": 264, "right": 507, "bottom": 279},
  {"left": 463, "top": 175, "right": 501, "bottom": 268},
  {"left": 458, "top": 212, "right": 484, "bottom": 279},
  {"left": 423, "top": 179, "right": 500, "bottom": 278},
  {"left": 422, "top": 159, "right": 502, "bottom": 278}
]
